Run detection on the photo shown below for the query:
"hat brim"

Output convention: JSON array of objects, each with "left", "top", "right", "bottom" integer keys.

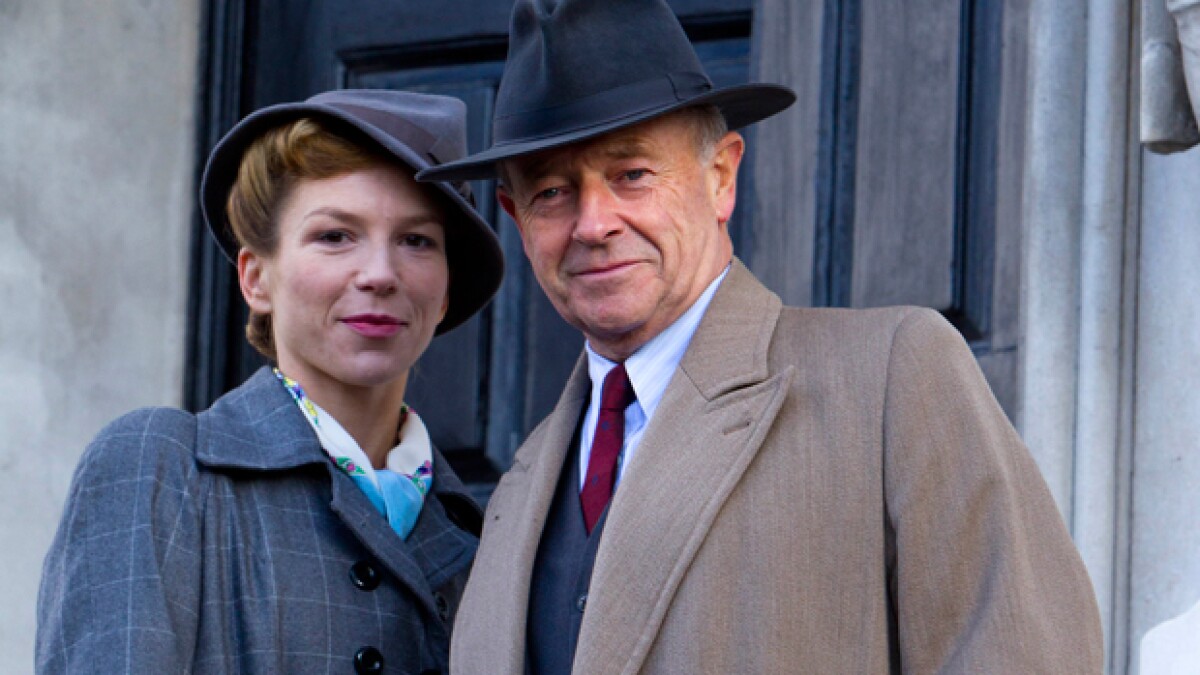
[
  {"left": 200, "top": 101, "right": 504, "bottom": 335},
  {"left": 416, "top": 83, "right": 796, "bottom": 183}
]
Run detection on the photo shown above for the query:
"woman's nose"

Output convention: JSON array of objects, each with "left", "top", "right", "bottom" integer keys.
[{"left": 354, "top": 244, "right": 399, "bottom": 294}]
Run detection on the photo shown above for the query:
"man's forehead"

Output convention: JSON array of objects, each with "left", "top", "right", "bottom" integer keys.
[{"left": 506, "top": 115, "right": 691, "bottom": 181}]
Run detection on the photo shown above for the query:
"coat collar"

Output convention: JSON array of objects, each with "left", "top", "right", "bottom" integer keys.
[
  {"left": 194, "top": 367, "right": 481, "bottom": 613},
  {"left": 677, "top": 258, "right": 781, "bottom": 398},
  {"left": 194, "top": 368, "right": 478, "bottom": 500},
  {"left": 195, "top": 366, "right": 329, "bottom": 471}
]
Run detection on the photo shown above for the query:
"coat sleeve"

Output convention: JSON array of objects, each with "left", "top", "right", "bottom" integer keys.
[
  {"left": 36, "top": 407, "right": 204, "bottom": 673},
  {"left": 881, "top": 308, "right": 1104, "bottom": 674}
]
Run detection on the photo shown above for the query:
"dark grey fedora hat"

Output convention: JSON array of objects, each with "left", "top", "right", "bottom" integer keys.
[
  {"left": 200, "top": 89, "right": 504, "bottom": 334},
  {"left": 417, "top": 0, "right": 796, "bottom": 182}
]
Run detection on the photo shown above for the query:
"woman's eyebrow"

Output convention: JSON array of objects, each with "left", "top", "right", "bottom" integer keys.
[
  {"left": 302, "top": 206, "right": 363, "bottom": 225},
  {"left": 302, "top": 206, "right": 442, "bottom": 227}
]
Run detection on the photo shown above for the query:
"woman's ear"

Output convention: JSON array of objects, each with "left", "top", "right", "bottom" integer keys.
[{"left": 237, "top": 247, "right": 273, "bottom": 314}]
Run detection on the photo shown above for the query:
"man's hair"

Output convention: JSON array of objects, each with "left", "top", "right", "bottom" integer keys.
[
  {"left": 496, "top": 104, "right": 728, "bottom": 189},
  {"left": 676, "top": 104, "right": 728, "bottom": 159},
  {"left": 226, "top": 118, "right": 392, "bottom": 360}
]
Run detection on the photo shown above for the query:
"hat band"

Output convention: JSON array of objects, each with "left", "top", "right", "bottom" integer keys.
[{"left": 492, "top": 71, "right": 713, "bottom": 145}]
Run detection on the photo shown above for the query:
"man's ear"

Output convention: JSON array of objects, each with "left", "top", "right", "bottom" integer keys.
[
  {"left": 709, "top": 130, "right": 745, "bottom": 226},
  {"left": 237, "top": 248, "right": 273, "bottom": 315},
  {"left": 497, "top": 185, "right": 526, "bottom": 237}
]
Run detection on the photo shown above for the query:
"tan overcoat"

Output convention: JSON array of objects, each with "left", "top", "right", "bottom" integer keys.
[{"left": 452, "top": 260, "right": 1103, "bottom": 674}]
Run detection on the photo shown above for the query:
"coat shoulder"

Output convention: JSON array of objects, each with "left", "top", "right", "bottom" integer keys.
[
  {"left": 774, "top": 304, "right": 938, "bottom": 343},
  {"left": 770, "top": 304, "right": 946, "bottom": 371},
  {"left": 76, "top": 407, "right": 200, "bottom": 488}
]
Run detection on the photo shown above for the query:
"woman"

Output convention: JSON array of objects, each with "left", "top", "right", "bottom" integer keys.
[{"left": 36, "top": 89, "right": 504, "bottom": 674}]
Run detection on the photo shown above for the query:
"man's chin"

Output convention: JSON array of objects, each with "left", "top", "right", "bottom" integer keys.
[{"left": 579, "top": 317, "right": 658, "bottom": 360}]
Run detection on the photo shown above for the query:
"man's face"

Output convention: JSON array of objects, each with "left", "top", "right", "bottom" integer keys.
[{"left": 498, "top": 112, "right": 744, "bottom": 361}]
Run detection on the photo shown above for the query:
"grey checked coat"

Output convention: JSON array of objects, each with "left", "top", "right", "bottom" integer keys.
[{"left": 37, "top": 367, "right": 480, "bottom": 674}]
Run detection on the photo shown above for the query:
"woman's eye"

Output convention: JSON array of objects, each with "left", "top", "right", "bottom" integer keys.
[
  {"left": 316, "top": 230, "right": 348, "bottom": 244},
  {"left": 402, "top": 233, "right": 436, "bottom": 248}
]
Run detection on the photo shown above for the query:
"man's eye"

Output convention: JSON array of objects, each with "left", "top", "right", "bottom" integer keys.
[
  {"left": 623, "top": 169, "right": 648, "bottom": 181},
  {"left": 536, "top": 187, "right": 560, "bottom": 201}
]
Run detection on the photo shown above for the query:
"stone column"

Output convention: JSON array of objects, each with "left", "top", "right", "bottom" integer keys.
[
  {"left": 1132, "top": 146, "right": 1200, "bottom": 673},
  {"left": 1021, "top": 1, "right": 1140, "bottom": 672}
]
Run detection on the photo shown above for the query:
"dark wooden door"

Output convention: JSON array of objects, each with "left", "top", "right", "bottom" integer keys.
[{"left": 187, "top": 0, "right": 758, "bottom": 497}]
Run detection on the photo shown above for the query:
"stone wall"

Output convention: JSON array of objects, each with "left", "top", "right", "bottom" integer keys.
[
  {"left": 0, "top": 0, "right": 199, "bottom": 669},
  {"left": 1132, "top": 148, "right": 1200, "bottom": 672}
]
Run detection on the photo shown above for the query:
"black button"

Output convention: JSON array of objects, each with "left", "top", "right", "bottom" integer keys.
[
  {"left": 434, "top": 592, "right": 450, "bottom": 622},
  {"left": 575, "top": 593, "right": 587, "bottom": 613},
  {"left": 349, "top": 561, "right": 380, "bottom": 591},
  {"left": 354, "top": 646, "right": 384, "bottom": 674}
]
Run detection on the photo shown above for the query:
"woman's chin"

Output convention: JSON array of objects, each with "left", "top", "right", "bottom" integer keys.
[{"left": 323, "top": 357, "right": 412, "bottom": 391}]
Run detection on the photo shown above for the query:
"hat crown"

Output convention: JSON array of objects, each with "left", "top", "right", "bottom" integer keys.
[
  {"left": 307, "top": 89, "right": 470, "bottom": 168},
  {"left": 414, "top": 0, "right": 796, "bottom": 182},
  {"left": 495, "top": 0, "right": 710, "bottom": 134}
]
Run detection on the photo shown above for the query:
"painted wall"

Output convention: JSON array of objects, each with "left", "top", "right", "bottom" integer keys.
[{"left": 0, "top": 0, "right": 200, "bottom": 669}]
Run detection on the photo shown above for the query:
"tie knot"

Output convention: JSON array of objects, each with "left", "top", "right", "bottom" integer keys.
[{"left": 599, "top": 364, "right": 636, "bottom": 412}]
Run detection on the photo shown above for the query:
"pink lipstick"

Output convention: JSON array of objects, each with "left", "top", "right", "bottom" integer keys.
[{"left": 342, "top": 314, "right": 403, "bottom": 338}]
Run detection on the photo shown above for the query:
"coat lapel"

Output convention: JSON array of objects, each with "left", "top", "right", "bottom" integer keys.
[
  {"left": 573, "top": 260, "right": 791, "bottom": 675},
  {"left": 452, "top": 357, "right": 591, "bottom": 674},
  {"left": 196, "top": 367, "right": 466, "bottom": 623}
]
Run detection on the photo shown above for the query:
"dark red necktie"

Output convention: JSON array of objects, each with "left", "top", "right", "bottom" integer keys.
[{"left": 580, "top": 364, "right": 636, "bottom": 534}]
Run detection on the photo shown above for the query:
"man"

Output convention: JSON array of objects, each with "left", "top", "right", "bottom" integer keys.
[{"left": 418, "top": 0, "right": 1104, "bottom": 672}]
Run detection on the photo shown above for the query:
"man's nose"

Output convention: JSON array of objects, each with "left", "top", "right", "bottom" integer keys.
[{"left": 573, "top": 179, "right": 623, "bottom": 245}]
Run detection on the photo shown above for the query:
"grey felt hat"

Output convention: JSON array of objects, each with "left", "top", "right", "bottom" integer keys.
[
  {"left": 417, "top": 0, "right": 796, "bottom": 182},
  {"left": 200, "top": 89, "right": 504, "bottom": 334}
]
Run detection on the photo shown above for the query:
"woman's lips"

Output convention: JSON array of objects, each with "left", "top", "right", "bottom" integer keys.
[{"left": 342, "top": 314, "right": 403, "bottom": 338}]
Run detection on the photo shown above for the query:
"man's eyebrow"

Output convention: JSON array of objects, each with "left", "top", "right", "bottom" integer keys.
[
  {"left": 600, "top": 137, "right": 654, "bottom": 160},
  {"left": 510, "top": 136, "right": 658, "bottom": 186}
]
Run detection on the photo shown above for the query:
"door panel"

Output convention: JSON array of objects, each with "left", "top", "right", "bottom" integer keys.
[{"left": 852, "top": 0, "right": 961, "bottom": 311}]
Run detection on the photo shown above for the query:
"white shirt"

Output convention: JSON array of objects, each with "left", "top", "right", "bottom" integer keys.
[{"left": 578, "top": 265, "right": 729, "bottom": 491}]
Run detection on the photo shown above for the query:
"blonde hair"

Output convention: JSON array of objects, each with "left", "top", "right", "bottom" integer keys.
[{"left": 226, "top": 118, "right": 391, "bottom": 360}]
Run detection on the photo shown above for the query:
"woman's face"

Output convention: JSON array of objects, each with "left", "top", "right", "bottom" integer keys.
[{"left": 238, "top": 163, "right": 450, "bottom": 398}]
